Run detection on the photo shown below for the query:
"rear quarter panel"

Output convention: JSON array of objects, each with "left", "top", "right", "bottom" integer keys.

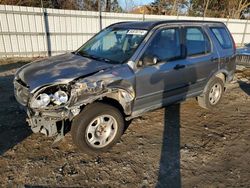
[{"left": 206, "top": 23, "right": 236, "bottom": 82}]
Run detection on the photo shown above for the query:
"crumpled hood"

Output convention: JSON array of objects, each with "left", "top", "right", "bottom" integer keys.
[{"left": 16, "top": 53, "right": 113, "bottom": 92}]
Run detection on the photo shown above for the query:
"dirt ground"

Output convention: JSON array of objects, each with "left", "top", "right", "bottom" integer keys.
[{"left": 0, "top": 58, "right": 249, "bottom": 188}]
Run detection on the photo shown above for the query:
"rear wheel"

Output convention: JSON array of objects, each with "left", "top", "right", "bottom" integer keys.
[
  {"left": 71, "top": 102, "right": 124, "bottom": 154},
  {"left": 197, "top": 77, "right": 224, "bottom": 109}
]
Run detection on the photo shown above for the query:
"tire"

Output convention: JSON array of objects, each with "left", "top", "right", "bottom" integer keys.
[
  {"left": 71, "top": 102, "right": 124, "bottom": 154},
  {"left": 197, "top": 77, "right": 224, "bottom": 109}
]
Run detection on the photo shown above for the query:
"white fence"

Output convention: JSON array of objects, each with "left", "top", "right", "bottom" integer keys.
[{"left": 0, "top": 4, "right": 249, "bottom": 57}]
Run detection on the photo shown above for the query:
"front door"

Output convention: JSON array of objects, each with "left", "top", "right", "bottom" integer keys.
[{"left": 133, "top": 27, "right": 191, "bottom": 112}]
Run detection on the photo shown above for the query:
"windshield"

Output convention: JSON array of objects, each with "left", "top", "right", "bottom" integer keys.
[{"left": 76, "top": 28, "right": 147, "bottom": 64}]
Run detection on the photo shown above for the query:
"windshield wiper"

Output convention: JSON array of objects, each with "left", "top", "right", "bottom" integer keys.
[
  {"left": 72, "top": 51, "right": 84, "bottom": 56},
  {"left": 81, "top": 53, "right": 103, "bottom": 61},
  {"left": 76, "top": 51, "right": 120, "bottom": 64},
  {"left": 93, "top": 56, "right": 120, "bottom": 64}
]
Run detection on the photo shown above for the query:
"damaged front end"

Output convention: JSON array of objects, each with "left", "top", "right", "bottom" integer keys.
[
  {"left": 14, "top": 68, "right": 135, "bottom": 143},
  {"left": 17, "top": 83, "right": 78, "bottom": 142},
  {"left": 70, "top": 72, "right": 135, "bottom": 115}
]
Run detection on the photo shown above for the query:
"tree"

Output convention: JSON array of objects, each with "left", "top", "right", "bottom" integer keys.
[
  {"left": 105, "top": 0, "right": 111, "bottom": 11},
  {"left": 0, "top": 0, "right": 122, "bottom": 12},
  {"left": 110, "top": 0, "right": 122, "bottom": 12},
  {"left": 203, "top": 0, "right": 210, "bottom": 17},
  {"left": 104, "top": 0, "right": 122, "bottom": 12},
  {"left": 189, "top": 0, "right": 250, "bottom": 19},
  {"left": 0, "top": 0, "right": 53, "bottom": 8},
  {"left": 228, "top": 0, "right": 250, "bottom": 19},
  {"left": 149, "top": 0, "right": 188, "bottom": 15},
  {"left": 82, "top": 0, "right": 98, "bottom": 11}
]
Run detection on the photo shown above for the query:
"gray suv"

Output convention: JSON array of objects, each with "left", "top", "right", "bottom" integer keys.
[{"left": 14, "top": 21, "right": 236, "bottom": 153}]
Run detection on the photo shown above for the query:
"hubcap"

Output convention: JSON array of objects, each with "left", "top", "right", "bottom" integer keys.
[
  {"left": 85, "top": 115, "right": 118, "bottom": 148},
  {"left": 209, "top": 83, "right": 222, "bottom": 105}
]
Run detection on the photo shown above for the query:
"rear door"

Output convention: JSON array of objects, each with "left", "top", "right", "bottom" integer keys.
[{"left": 182, "top": 25, "right": 219, "bottom": 93}]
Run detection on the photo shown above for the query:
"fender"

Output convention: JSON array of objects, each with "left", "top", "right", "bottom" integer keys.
[{"left": 69, "top": 73, "right": 135, "bottom": 115}]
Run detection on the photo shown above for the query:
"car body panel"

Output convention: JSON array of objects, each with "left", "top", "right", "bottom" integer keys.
[
  {"left": 236, "top": 43, "right": 250, "bottom": 67},
  {"left": 132, "top": 24, "right": 222, "bottom": 113},
  {"left": 237, "top": 47, "right": 250, "bottom": 55}
]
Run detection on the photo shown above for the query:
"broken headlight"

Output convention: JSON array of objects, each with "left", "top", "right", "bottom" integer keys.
[
  {"left": 30, "top": 85, "right": 70, "bottom": 109},
  {"left": 32, "top": 93, "right": 51, "bottom": 108},
  {"left": 53, "top": 90, "right": 68, "bottom": 105}
]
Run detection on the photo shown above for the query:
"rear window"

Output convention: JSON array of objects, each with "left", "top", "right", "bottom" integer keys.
[{"left": 210, "top": 27, "right": 232, "bottom": 49}]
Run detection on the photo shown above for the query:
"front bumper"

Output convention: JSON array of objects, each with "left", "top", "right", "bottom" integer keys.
[
  {"left": 14, "top": 78, "right": 79, "bottom": 137},
  {"left": 26, "top": 107, "right": 73, "bottom": 137}
]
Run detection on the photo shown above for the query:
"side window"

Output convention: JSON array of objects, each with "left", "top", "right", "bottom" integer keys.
[
  {"left": 185, "top": 27, "right": 211, "bottom": 56},
  {"left": 144, "top": 28, "right": 181, "bottom": 61},
  {"left": 210, "top": 27, "right": 232, "bottom": 49}
]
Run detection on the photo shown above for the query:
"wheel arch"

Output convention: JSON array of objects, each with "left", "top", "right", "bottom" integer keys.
[
  {"left": 98, "top": 97, "right": 127, "bottom": 117},
  {"left": 202, "top": 70, "right": 228, "bottom": 94},
  {"left": 76, "top": 91, "right": 133, "bottom": 119}
]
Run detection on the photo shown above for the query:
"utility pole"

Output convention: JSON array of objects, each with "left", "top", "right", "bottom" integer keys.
[
  {"left": 99, "top": 0, "right": 102, "bottom": 31},
  {"left": 142, "top": 6, "right": 145, "bottom": 21},
  {"left": 241, "top": 19, "right": 249, "bottom": 46},
  {"left": 41, "top": 0, "right": 50, "bottom": 56}
]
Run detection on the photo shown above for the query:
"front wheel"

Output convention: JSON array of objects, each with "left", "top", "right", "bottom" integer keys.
[
  {"left": 71, "top": 102, "right": 125, "bottom": 154},
  {"left": 197, "top": 77, "right": 224, "bottom": 109}
]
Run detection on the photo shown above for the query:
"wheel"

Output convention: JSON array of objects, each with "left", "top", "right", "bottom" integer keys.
[
  {"left": 197, "top": 77, "right": 224, "bottom": 109},
  {"left": 71, "top": 102, "right": 124, "bottom": 154}
]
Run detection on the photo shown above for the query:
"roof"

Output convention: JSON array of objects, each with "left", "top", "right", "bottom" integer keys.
[{"left": 109, "top": 20, "right": 224, "bottom": 30}]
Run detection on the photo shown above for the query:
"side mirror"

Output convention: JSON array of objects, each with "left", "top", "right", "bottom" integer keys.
[{"left": 140, "top": 55, "right": 159, "bottom": 67}]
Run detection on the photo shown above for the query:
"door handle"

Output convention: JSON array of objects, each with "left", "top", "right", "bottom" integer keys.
[{"left": 174, "top": 64, "right": 186, "bottom": 70}]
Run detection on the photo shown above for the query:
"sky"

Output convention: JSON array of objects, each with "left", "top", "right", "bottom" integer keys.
[{"left": 118, "top": 0, "right": 154, "bottom": 11}]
